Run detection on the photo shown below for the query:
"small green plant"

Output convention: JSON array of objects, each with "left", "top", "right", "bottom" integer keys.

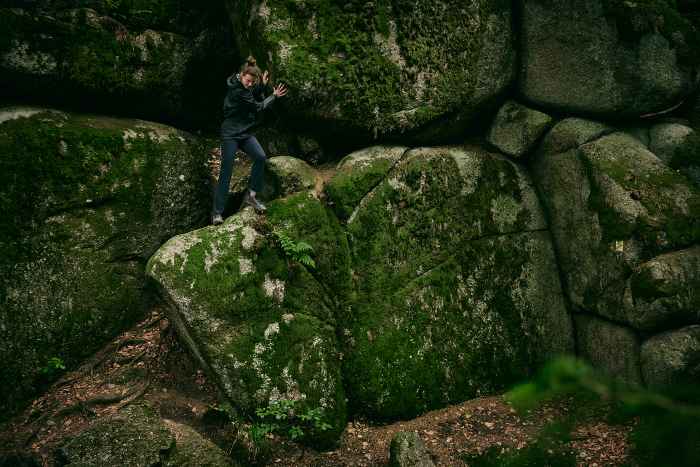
[
  {"left": 38, "top": 356, "right": 66, "bottom": 379},
  {"left": 248, "top": 399, "right": 332, "bottom": 444},
  {"left": 272, "top": 228, "right": 316, "bottom": 269}
]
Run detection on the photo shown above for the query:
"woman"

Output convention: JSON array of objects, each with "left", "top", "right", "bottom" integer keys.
[{"left": 212, "top": 56, "right": 288, "bottom": 225}]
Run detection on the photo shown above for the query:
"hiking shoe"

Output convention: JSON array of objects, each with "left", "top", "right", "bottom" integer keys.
[
  {"left": 244, "top": 193, "right": 267, "bottom": 213},
  {"left": 212, "top": 214, "right": 223, "bottom": 225}
]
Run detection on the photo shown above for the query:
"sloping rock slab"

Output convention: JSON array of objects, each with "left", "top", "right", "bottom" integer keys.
[{"left": 147, "top": 193, "right": 349, "bottom": 446}]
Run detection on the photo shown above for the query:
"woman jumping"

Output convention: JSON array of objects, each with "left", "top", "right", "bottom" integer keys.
[{"left": 212, "top": 56, "right": 288, "bottom": 225}]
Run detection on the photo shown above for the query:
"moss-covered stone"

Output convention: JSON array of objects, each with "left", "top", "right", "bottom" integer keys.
[
  {"left": 342, "top": 145, "right": 572, "bottom": 420},
  {"left": 533, "top": 123, "right": 700, "bottom": 330},
  {"left": 226, "top": 0, "right": 514, "bottom": 142},
  {"left": 389, "top": 431, "right": 435, "bottom": 467},
  {"left": 0, "top": 3, "right": 236, "bottom": 129},
  {"left": 520, "top": 0, "right": 699, "bottom": 117},
  {"left": 56, "top": 404, "right": 239, "bottom": 466},
  {"left": 626, "top": 246, "right": 700, "bottom": 331},
  {"left": 0, "top": 107, "right": 210, "bottom": 420},
  {"left": 640, "top": 325, "right": 700, "bottom": 389},
  {"left": 649, "top": 123, "right": 694, "bottom": 165},
  {"left": 324, "top": 145, "right": 407, "bottom": 221},
  {"left": 487, "top": 100, "right": 553, "bottom": 159},
  {"left": 671, "top": 129, "right": 700, "bottom": 186},
  {"left": 146, "top": 193, "right": 350, "bottom": 447},
  {"left": 574, "top": 314, "right": 643, "bottom": 385},
  {"left": 267, "top": 156, "right": 316, "bottom": 196},
  {"left": 162, "top": 419, "right": 239, "bottom": 467}
]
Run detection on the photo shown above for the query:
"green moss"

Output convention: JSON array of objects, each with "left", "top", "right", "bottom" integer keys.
[{"left": 324, "top": 158, "right": 396, "bottom": 220}]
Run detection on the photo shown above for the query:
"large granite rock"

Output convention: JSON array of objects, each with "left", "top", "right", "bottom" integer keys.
[
  {"left": 147, "top": 193, "right": 350, "bottom": 447},
  {"left": 0, "top": 107, "right": 210, "bottom": 419},
  {"left": 226, "top": 0, "right": 515, "bottom": 142},
  {"left": 520, "top": 0, "right": 699, "bottom": 117},
  {"left": 532, "top": 119, "right": 700, "bottom": 331},
  {"left": 641, "top": 325, "right": 700, "bottom": 389},
  {"left": 626, "top": 246, "right": 700, "bottom": 331},
  {"left": 0, "top": 2, "right": 235, "bottom": 129},
  {"left": 343, "top": 145, "right": 574, "bottom": 420}
]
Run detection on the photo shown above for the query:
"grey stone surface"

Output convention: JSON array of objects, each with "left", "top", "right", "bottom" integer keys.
[
  {"left": 519, "top": 0, "right": 697, "bottom": 117},
  {"left": 649, "top": 123, "right": 695, "bottom": 165},
  {"left": 575, "top": 314, "right": 642, "bottom": 385},
  {"left": 641, "top": 325, "right": 700, "bottom": 389},
  {"left": 532, "top": 122, "right": 700, "bottom": 329},
  {"left": 487, "top": 100, "right": 553, "bottom": 158}
]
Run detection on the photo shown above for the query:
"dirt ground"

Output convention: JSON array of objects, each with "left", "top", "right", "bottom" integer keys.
[{"left": 0, "top": 306, "right": 633, "bottom": 466}]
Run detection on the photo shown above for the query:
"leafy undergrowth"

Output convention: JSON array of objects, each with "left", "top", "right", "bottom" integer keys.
[{"left": 0, "top": 306, "right": 636, "bottom": 466}]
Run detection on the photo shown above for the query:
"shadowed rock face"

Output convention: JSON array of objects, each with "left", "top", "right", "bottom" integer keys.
[
  {"left": 225, "top": 0, "right": 514, "bottom": 142},
  {"left": 0, "top": 107, "right": 210, "bottom": 420},
  {"left": 519, "top": 0, "right": 699, "bottom": 117}
]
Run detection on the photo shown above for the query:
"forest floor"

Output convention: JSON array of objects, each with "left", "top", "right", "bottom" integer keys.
[{"left": 0, "top": 306, "right": 634, "bottom": 466}]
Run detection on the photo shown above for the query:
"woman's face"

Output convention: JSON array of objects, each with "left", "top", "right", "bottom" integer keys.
[{"left": 240, "top": 73, "right": 257, "bottom": 89}]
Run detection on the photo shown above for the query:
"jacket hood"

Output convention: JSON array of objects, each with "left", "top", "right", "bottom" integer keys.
[{"left": 227, "top": 74, "right": 241, "bottom": 88}]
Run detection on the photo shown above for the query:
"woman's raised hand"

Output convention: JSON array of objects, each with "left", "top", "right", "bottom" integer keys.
[{"left": 273, "top": 83, "right": 288, "bottom": 97}]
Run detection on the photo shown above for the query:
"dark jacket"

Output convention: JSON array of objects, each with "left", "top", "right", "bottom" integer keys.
[{"left": 220, "top": 74, "right": 276, "bottom": 139}]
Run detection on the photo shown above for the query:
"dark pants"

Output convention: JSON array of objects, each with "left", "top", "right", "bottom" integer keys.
[{"left": 212, "top": 135, "right": 266, "bottom": 216}]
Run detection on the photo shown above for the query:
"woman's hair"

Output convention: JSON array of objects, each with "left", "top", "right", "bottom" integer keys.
[{"left": 240, "top": 56, "right": 261, "bottom": 80}]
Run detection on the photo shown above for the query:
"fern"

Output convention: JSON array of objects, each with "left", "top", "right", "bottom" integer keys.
[{"left": 273, "top": 228, "right": 316, "bottom": 269}]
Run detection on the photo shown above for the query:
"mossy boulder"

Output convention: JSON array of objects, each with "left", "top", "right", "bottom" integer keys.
[
  {"left": 162, "top": 419, "right": 239, "bottom": 467},
  {"left": 626, "top": 246, "right": 700, "bottom": 331},
  {"left": 641, "top": 325, "right": 700, "bottom": 389},
  {"left": 0, "top": 107, "right": 210, "bottom": 419},
  {"left": 324, "top": 145, "right": 407, "bottom": 221},
  {"left": 532, "top": 121, "right": 700, "bottom": 331},
  {"left": 146, "top": 193, "right": 350, "bottom": 447},
  {"left": 487, "top": 100, "right": 553, "bottom": 159},
  {"left": 342, "top": 145, "right": 573, "bottom": 420},
  {"left": 267, "top": 156, "right": 316, "bottom": 195},
  {"left": 574, "top": 314, "right": 642, "bottom": 385},
  {"left": 649, "top": 123, "right": 695, "bottom": 165},
  {"left": 0, "top": 3, "right": 235, "bottom": 129},
  {"left": 520, "top": 0, "right": 699, "bottom": 117},
  {"left": 56, "top": 404, "right": 237, "bottom": 467},
  {"left": 226, "top": 0, "right": 515, "bottom": 142}
]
